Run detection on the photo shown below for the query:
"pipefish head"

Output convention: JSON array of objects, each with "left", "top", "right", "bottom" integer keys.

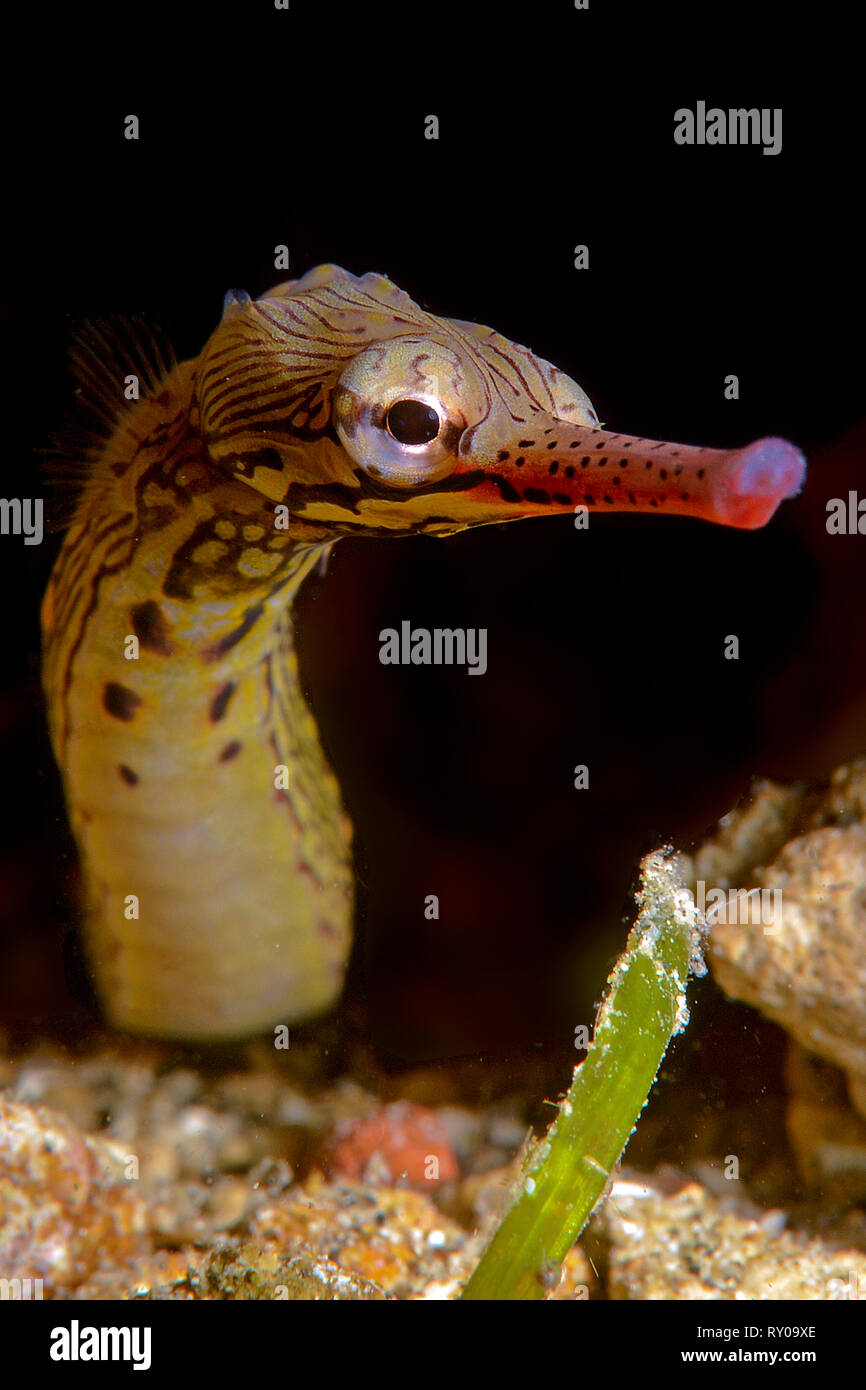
[{"left": 194, "top": 264, "right": 806, "bottom": 539}]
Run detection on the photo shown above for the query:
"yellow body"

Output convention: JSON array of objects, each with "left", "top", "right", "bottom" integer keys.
[{"left": 42, "top": 362, "right": 351, "bottom": 1038}]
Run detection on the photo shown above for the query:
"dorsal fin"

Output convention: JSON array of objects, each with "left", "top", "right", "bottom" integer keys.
[
  {"left": 41, "top": 314, "right": 178, "bottom": 533},
  {"left": 66, "top": 315, "right": 177, "bottom": 436}
]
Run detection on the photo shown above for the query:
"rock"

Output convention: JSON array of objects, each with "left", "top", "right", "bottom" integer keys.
[
  {"left": 602, "top": 1174, "right": 866, "bottom": 1300},
  {"left": 320, "top": 1101, "right": 460, "bottom": 1188},
  {"left": 709, "top": 823, "right": 866, "bottom": 1116},
  {"left": 0, "top": 1094, "right": 149, "bottom": 1295},
  {"left": 251, "top": 1175, "right": 477, "bottom": 1298},
  {"left": 189, "top": 1245, "right": 388, "bottom": 1300}
]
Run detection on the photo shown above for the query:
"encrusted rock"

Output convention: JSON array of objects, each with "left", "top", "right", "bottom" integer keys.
[
  {"left": 189, "top": 1245, "right": 388, "bottom": 1300},
  {"left": 251, "top": 1174, "right": 478, "bottom": 1298},
  {"left": 602, "top": 1175, "right": 866, "bottom": 1300},
  {"left": 709, "top": 823, "right": 866, "bottom": 1116},
  {"left": 0, "top": 1094, "right": 149, "bottom": 1294},
  {"left": 320, "top": 1101, "right": 460, "bottom": 1188},
  {"left": 784, "top": 1044, "right": 866, "bottom": 1204}
]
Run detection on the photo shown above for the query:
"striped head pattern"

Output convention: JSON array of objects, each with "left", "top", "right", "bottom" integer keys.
[{"left": 195, "top": 263, "right": 807, "bottom": 540}]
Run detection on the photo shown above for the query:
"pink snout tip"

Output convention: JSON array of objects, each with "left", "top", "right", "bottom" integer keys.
[{"left": 716, "top": 436, "right": 807, "bottom": 529}]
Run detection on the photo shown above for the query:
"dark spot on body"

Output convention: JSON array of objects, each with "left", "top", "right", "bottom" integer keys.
[
  {"left": 583, "top": 494, "right": 596, "bottom": 505},
  {"left": 619, "top": 459, "right": 628, "bottom": 468},
  {"left": 497, "top": 449, "right": 510, "bottom": 462},
  {"left": 553, "top": 492, "right": 572, "bottom": 505},
  {"left": 103, "top": 682, "right": 141, "bottom": 721},
  {"left": 660, "top": 468, "right": 668, "bottom": 480},
  {"left": 131, "top": 600, "right": 173, "bottom": 655},
  {"left": 219, "top": 740, "right": 242, "bottom": 762},
  {"left": 697, "top": 468, "right": 706, "bottom": 479},
  {"left": 204, "top": 602, "right": 264, "bottom": 660},
  {"left": 565, "top": 465, "right": 575, "bottom": 478},
  {"left": 518, "top": 439, "right": 535, "bottom": 448},
  {"left": 118, "top": 765, "right": 139, "bottom": 786},
  {"left": 681, "top": 492, "right": 689, "bottom": 501},
  {"left": 298, "top": 858, "right": 325, "bottom": 891},
  {"left": 523, "top": 487, "right": 551, "bottom": 504},
  {"left": 580, "top": 456, "right": 591, "bottom": 468},
  {"left": 236, "top": 446, "right": 285, "bottom": 473},
  {"left": 603, "top": 495, "right": 614, "bottom": 504},
  {"left": 546, "top": 441, "right": 557, "bottom": 451},
  {"left": 515, "top": 456, "right": 525, "bottom": 467},
  {"left": 209, "top": 680, "right": 237, "bottom": 722},
  {"left": 549, "top": 460, "right": 559, "bottom": 475},
  {"left": 487, "top": 474, "right": 522, "bottom": 503}
]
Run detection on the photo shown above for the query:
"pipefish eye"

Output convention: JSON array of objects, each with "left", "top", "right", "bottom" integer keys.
[
  {"left": 386, "top": 398, "right": 441, "bottom": 445},
  {"left": 333, "top": 336, "right": 468, "bottom": 488}
]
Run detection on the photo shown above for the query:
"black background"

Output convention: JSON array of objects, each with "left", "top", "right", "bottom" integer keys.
[{"left": 0, "top": 3, "right": 861, "bottom": 1071}]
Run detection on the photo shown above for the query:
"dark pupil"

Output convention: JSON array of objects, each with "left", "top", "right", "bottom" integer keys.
[{"left": 386, "top": 399, "right": 440, "bottom": 445}]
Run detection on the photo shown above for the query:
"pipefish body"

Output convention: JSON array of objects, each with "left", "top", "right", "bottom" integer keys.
[{"left": 41, "top": 264, "right": 806, "bottom": 1040}]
